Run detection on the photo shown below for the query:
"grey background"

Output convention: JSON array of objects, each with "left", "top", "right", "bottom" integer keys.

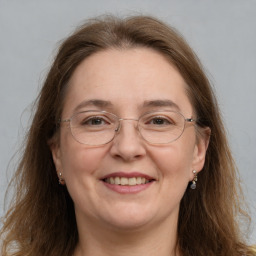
[{"left": 0, "top": 0, "right": 255, "bottom": 243}]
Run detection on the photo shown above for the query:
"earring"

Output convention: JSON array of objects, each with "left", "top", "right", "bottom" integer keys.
[
  {"left": 58, "top": 172, "right": 65, "bottom": 185},
  {"left": 190, "top": 170, "right": 198, "bottom": 189}
]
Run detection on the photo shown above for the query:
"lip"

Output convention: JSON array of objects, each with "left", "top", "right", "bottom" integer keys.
[
  {"left": 101, "top": 172, "right": 155, "bottom": 180},
  {"left": 100, "top": 172, "right": 156, "bottom": 194}
]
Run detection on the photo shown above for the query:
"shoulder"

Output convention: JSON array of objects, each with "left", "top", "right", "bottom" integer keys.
[{"left": 249, "top": 245, "right": 256, "bottom": 255}]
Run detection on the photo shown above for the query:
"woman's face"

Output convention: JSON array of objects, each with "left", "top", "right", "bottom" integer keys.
[{"left": 51, "top": 48, "right": 208, "bottom": 231}]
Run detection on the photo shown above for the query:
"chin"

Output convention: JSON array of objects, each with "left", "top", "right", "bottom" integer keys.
[
  {"left": 105, "top": 215, "right": 154, "bottom": 231},
  {"left": 97, "top": 204, "right": 162, "bottom": 231}
]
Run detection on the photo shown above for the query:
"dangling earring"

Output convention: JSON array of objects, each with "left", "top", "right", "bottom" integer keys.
[
  {"left": 58, "top": 172, "right": 65, "bottom": 185},
  {"left": 190, "top": 170, "right": 198, "bottom": 189}
]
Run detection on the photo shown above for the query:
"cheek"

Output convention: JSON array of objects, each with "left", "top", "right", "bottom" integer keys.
[
  {"left": 59, "top": 133, "right": 107, "bottom": 184},
  {"left": 148, "top": 138, "right": 196, "bottom": 182},
  {"left": 59, "top": 137, "right": 109, "bottom": 210}
]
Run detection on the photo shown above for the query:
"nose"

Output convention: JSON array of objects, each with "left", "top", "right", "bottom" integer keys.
[{"left": 109, "top": 119, "right": 146, "bottom": 162}]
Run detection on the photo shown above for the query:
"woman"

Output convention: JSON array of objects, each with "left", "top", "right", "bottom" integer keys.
[{"left": 0, "top": 15, "right": 255, "bottom": 256}]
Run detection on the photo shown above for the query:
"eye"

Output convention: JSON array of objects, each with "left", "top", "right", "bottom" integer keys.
[
  {"left": 147, "top": 116, "right": 174, "bottom": 126},
  {"left": 150, "top": 117, "right": 171, "bottom": 125},
  {"left": 81, "top": 116, "right": 110, "bottom": 126}
]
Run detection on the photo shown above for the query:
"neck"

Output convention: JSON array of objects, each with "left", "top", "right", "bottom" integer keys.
[{"left": 73, "top": 213, "right": 180, "bottom": 256}]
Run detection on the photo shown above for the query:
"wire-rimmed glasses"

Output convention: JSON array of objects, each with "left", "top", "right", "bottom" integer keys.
[{"left": 60, "top": 110, "right": 196, "bottom": 146}]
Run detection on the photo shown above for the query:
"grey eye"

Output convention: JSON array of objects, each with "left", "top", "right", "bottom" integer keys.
[
  {"left": 146, "top": 116, "right": 174, "bottom": 126},
  {"left": 79, "top": 115, "right": 111, "bottom": 126},
  {"left": 84, "top": 117, "right": 106, "bottom": 125},
  {"left": 150, "top": 117, "right": 171, "bottom": 125}
]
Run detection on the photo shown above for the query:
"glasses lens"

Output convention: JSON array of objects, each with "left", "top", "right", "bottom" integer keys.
[
  {"left": 139, "top": 111, "right": 185, "bottom": 144},
  {"left": 68, "top": 110, "right": 186, "bottom": 145},
  {"left": 70, "top": 111, "right": 117, "bottom": 145}
]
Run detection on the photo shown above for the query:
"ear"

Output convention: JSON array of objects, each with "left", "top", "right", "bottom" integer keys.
[
  {"left": 191, "top": 127, "right": 211, "bottom": 177},
  {"left": 49, "top": 138, "right": 63, "bottom": 176}
]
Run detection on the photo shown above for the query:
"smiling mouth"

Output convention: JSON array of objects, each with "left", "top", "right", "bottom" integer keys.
[{"left": 103, "top": 177, "right": 154, "bottom": 186}]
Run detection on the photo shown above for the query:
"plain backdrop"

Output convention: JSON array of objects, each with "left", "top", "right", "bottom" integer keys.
[{"left": 0, "top": 0, "right": 255, "bottom": 243}]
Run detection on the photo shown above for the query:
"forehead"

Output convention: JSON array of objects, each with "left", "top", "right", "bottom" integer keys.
[{"left": 63, "top": 47, "right": 193, "bottom": 117}]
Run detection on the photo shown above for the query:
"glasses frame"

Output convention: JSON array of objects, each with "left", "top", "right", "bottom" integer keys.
[{"left": 60, "top": 110, "right": 196, "bottom": 146}]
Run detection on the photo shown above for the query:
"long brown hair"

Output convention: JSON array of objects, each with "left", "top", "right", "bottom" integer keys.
[{"left": 1, "top": 15, "right": 254, "bottom": 256}]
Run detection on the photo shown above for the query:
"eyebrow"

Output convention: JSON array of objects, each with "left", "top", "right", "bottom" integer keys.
[
  {"left": 73, "top": 99, "right": 113, "bottom": 113},
  {"left": 73, "top": 99, "right": 180, "bottom": 113},
  {"left": 142, "top": 99, "right": 181, "bottom": 111}
]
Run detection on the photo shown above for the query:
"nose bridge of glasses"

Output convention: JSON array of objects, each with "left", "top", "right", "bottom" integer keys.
[{"left": 115, "top": 118, "right": 139, "bottom": 133}]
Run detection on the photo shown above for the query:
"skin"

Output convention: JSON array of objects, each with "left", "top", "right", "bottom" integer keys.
[{"left": 51, "top": 48, "right": 209, "bottom": 256}]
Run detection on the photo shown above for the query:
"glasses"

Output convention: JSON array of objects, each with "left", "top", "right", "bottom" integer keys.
[{"left": 60, "top": 110, "right": 196, "bottom": 146}]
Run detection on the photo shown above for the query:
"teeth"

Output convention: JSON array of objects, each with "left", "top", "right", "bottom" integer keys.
[
  {"left": 129, "top": 177, "right": 136, "bottom": 186},
  {"left": 121, "top": 177, "right": 128, "bottom": 185},
  {"left": 104, "top": 177, "right": 151, "bottom": 186},
  {"left": 114, "top": 177, "right": 120, "bottom": 185}
]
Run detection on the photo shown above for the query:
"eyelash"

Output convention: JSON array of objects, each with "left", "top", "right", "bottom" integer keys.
[
  {"left": 145, "top": 116, "right": 174, "bottom": 125},
  {"left": 81, "top": 115, "right": 174, "bottom": 126},
  {"left": 81, "top": 116, "right": 110, "bottom": 126}
]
